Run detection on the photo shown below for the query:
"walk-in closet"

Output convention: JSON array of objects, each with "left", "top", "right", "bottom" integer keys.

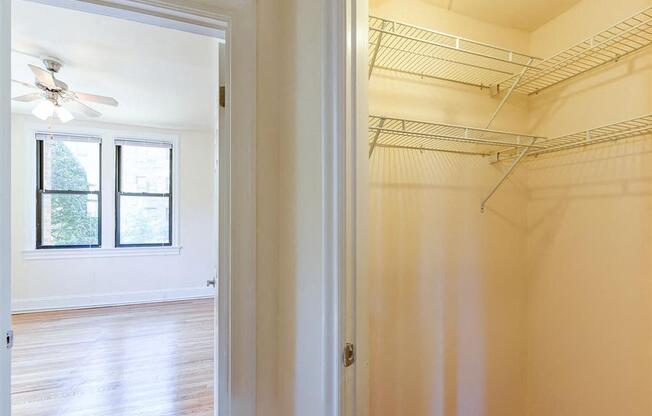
[{"left": 366, "top": 0, "right": 652, "bottom": 415}]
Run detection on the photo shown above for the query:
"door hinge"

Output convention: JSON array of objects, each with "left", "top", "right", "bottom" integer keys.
[
  {"left": 219, "top": 86, "right": 226, "bottom": 107},
  {"left": 343, "top": 343, "right": 355, "bottom": 367},
  {"left": 6, "top": 329, "right": 14, "bottom": 350}
]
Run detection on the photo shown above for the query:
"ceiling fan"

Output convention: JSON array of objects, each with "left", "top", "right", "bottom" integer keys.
[{"left": 12, "top": 57, "right": 118, "bottom": 123}]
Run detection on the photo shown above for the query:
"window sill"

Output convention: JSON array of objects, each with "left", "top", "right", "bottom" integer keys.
[{"left": 23, "top": 246, "right": 182, "bottom": 260}]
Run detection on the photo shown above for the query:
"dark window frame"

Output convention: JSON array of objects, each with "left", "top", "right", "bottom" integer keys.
[
  {"left": 36, "top": 135, "right": 102, "bottom": 249},
  {"left": 115, "top": 142, "right": 173, "bottom": 248}
]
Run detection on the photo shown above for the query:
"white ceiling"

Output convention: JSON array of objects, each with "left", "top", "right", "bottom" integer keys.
[
  {"left": 11, "top": 0, "right": 220, "bottom": 131},
  {"left": 372, "top": 0, "right": 583, "bottom": 31}
]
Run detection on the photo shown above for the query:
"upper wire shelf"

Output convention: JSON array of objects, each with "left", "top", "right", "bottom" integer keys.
[
  {"left": 369, "top": 115, "right": 545, "bottom": 157},
  {"left": 498, "top": 6, "right": 652, "bottom": 95},
  {"left": 368, "top": 16, "right": 542, "bottom": 89},
  {"left": 371, "top": 6, "right": 652, "bottom": 95}
]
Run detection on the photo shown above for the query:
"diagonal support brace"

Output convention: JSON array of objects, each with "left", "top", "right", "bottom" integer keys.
[
  {"left": 369, "top": 118, "right": 386, "bottom": 158},
  {"left": 485, "top": 58, "right": 533, "bottom": 130},
  {"left": 481, "top": 137, "right": 537, "bottom": 213},
  {"left": 369, "top": 22, "right": 386, "bottom": 80},
  {"left": 480, "top": 58, "right": 534, "bottom": 212}
]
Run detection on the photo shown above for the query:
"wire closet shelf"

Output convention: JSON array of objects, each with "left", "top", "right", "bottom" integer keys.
[
  {"left": 370, "top": 6, "right": 652, "bottom": 95},
  {"left": 497, "top": 114, "right": 652, "bottom": 160},
  {"left": 368, "top": 115, "right": 545, "bottom": 157},
  {"left": 498, "top": 6, "right": 652, "bottom": 95},
  {"left": 368, "top": 16, "right": 542, "bottom": 89},
  {"left": 368, "top": 6, "right": 652, "bottom": 211}
]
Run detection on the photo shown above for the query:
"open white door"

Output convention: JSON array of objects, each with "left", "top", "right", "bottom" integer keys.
[
  {"left": 0, "top": 0, "right": 12, "bottom": 413},
  {"left": 215, "top": 40, "right": 231, "bottom": 416}
]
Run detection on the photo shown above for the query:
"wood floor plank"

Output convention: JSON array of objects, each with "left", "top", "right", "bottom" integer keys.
[{"left": 11, "top": 299, "right": 214, "bottom": 416}]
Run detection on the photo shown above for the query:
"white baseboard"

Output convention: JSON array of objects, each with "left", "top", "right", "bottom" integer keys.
[{"left": 11, "top": 287, "right": 215, "bottom": 314}]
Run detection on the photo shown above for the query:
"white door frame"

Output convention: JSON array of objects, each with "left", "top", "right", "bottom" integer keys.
[
  {"left": 0, "top": 1, "right": 257, "bottom": 416},
  {"left": 322, "top": 0, "right": 345, "bottom": 414},
  {"left": 323, "top": 0, "right": 368, "bottom": 415},
  {"left": 349, "top": 0, "right": 370, "bottom": 412}
]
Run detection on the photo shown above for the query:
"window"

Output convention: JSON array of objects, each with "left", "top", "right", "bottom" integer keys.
[
  {"left": 36, "top": 133, "right": 102, "bottom": 249},
  {"left": 115, "top": 140, "right": 173, "bottom": 247},
  {"left": 31, "top": 131, "right": 177, "bottom": 255}
]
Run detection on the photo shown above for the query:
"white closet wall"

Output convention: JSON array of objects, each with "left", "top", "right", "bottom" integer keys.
[
  {"left": 368, "top": 0, "right": 652, "bottom": 415},
  {"left": 525, "top": 0, "right": 652, "bottom": 415},
  {"left": 368, "top": 1, "right": 531, "bottom": 416}
]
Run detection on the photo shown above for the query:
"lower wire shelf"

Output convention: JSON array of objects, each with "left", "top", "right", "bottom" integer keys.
[
  {"left": 369, "top": 114, "right": 652, "bottom": 213},
  {"left": 368, "top": 115, "right": 544, "bottom": 157},
  {"left": 494, "top": 114, "right": 652, "bottom": 161},
  {"left": 369, "top": 114, "right": 652, "bottom": 160}
]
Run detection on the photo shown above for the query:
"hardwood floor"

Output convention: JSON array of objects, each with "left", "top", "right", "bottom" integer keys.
[{"left": 11, "top": 299, "right": 214, "bottom": 416}]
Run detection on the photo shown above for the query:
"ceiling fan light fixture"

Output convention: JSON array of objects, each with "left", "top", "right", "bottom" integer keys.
[
  {"left": 16, "top": 59, "right": 117, "bottom": 122},
  {"left": 32, "top": 100, "right": 54, "bottom": 121},
  {"left": 55, "top": 105, "right": 74, "bottom": 123}
]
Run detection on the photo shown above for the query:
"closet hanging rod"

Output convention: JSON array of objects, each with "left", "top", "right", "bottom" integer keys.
[
  {"left": 368, "top": 115, "right": 546, "bottom": 157},
  {"left": 368, "top": 15, "right": 542, "bottom": 88},
  {"left": 497, "top": 6, "right": 652, "bottom": 95}
]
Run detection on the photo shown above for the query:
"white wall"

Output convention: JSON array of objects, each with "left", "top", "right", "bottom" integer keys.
[
  {"left": 256, "top": 0, "right": 280, "bottom": 414},
  {"left": 275, "top": 0, "right": 327, "bottom": 415},
  {"left": 367, "top": 2, "right": 531, "bottom": 416},
  {"left": 11, "top": 113, "right": 216, "bottom": 311},
  {"left": 525, "top": 1, "right": 652, "bottom": 415}
]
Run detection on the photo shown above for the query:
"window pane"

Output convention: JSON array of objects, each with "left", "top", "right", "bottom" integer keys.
[
  {"left": 119, "top": 196, "right": 170, "bottom": 245},
  {"left": 42, "top": 140, "right": 100, "bottom": 191},
  {"left": 120, "top": 145, "right": 170, "bottom": 193},
  {"left": 40, "top": 193, "right": 99, "bottom": 246}
]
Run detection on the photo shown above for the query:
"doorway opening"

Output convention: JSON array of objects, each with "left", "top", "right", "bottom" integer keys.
[{"left": 8, "top": 1, "right": 226, "bottom": 414}]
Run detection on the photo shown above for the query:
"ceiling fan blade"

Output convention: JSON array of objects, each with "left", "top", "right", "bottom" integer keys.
[
  {"left": 73, "top": 91, "right": 118, "bottom": 107},
  {"left": 28, "top": 64, "right": 56, "bottom": 89},
  {"left": 11, "top": 79, "right": 38, "bottom": 90},
  {"left": 66, "top": 99, "right": 102, "bottom": 118},
  {"left": 12, "top": 93, "right": 42, "bottom": 103}
]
